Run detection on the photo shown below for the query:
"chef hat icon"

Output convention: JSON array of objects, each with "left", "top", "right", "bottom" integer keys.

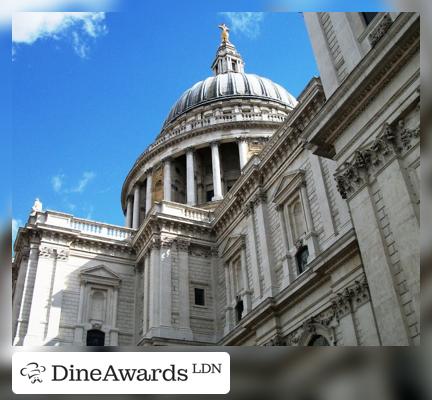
[{"left": 20, "top": 362, "right": 46, "bottom": 383}]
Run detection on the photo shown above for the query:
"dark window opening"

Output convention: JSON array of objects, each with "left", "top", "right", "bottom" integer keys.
[
  {"left": 194, "top": 288, "right": 205, "bottom": 306},
  {"left": 235, "top": 295, "right": 244, "bottom": 322},
  {"left": 308, "top": 334, "right": 330, "bottom": 346},
  {"left": 296, "top": 245, "right": 309, "bottom": 274},
  {"left": 232, "top": 61, "right": 236, "bottom": 71},
  {"left": 206, "top": 190, "right": 214, "bottom": 202},
  {"left": 362, "top": 12, "right": 378, "bottom": 25},
  {"left": 86, "top": 329, "right": 105, "bottom": 346}
]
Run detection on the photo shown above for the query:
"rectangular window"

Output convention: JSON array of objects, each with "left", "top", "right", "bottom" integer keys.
[{"left": 194, "top": 288, "right": 205, "bottom": 306}]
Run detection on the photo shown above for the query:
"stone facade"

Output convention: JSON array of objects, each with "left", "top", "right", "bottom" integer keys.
[{"left": 12, "top": 12, "right": 419, "bottom": 346}]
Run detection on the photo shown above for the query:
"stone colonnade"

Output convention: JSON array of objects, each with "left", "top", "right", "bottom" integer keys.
[{"left": 125, "top": 139, "right": 250, "bottom": 228}]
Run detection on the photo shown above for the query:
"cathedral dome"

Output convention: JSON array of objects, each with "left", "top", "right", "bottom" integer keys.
[{"left": 163, "top": 72, "right": 297, "bottom": 128}]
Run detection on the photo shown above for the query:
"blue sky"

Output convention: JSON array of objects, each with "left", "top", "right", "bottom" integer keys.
[{"left": 11, "top": 1, "right": 390, "bottom": 238}]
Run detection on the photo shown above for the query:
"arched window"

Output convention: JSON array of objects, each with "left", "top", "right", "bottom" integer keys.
[
  {"left": 308, "top": 334, "right": 330, "bottom": 346},
  {"left": 86, "top": 329, "right": 105, "bottom": 346}
]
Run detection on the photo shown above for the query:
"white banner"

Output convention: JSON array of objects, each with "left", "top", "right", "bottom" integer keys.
[{"left": 12, "top": 351, "right": 230, "bottom": 394}]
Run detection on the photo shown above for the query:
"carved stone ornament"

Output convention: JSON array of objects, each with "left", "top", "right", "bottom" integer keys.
[
  {"left": 332, "top": 279, "right": 370, "bottom": 318},
  {"left": 39, "top": 246, "right": 53, "bottom": 258},
  {"left": 56, "top": 249, "right": 69, "bottom": 261},
  {"left": 242, "top": 202, "right": 254, "bottom": 217},
  {"left": 176, "top": 238, "right": 190, "bottom": 252},
  {"left": 334, "top": 117, "right": 419, "bottom": 199},
  {"left": 285, "top": 308, "right": 337, "bottom": 346},
  {"left": 369, "top": 14, "right": 393, "bottom": 47}
]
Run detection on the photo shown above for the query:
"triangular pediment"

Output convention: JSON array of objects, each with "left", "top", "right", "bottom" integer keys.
[
  {"left": 273, "top": 169, "right": 305, "bottom": 204},
  {"left": 80, "top": 265, "right": 121, "bottom": 281},
  {"left": 222, "top": 234, "right": 245, "bottom": 260}
]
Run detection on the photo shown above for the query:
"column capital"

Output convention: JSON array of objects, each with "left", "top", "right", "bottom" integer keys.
[
  {"left": 243, "top": 202, "right": 254, "bottom": 217},
  {"left": 176, "top": 238, "right": 190, "bottom": 252},
  {"left": 185, "top": 146, "right": 195, "bottom": 154},
  {"left": 162, "top": 156, "right": 172, "bottom": 164},
  {"left": 145, "top": 167, "right": 153, "bottom": 175},
  {"left": 210, "top": 140, "right": 220, "bottom": 147}
]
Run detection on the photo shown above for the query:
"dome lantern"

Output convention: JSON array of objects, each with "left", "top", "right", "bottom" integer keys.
[{"left": 211, "top": 24, "right": 245, "bottom": 75}]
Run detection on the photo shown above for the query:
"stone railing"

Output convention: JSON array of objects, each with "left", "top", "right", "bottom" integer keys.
[
  {"left": 145, "top": 109, "right": 288, "bottom": 154},
  {"left": 153, "top": 201, "right": 214, "bottom": 223},
  {"left": 70, "top": 217, "right": 132, "bottom": 240},
  {"left": 37, "top": 211, "right": 134, "bottom": 240}
]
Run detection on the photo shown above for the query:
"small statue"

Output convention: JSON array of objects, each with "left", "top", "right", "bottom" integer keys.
[
  {"left": 31, "top": 198, "right": 42, "bottom": 213},
  {"left": 218, "top": 23, "right": 230, "bottom": 43}
]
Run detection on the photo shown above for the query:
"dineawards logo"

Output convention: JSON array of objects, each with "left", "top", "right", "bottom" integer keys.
[
  {"left": 20, "top": 362, "right": 47, "bottom": 383},
  {"left": 12, "top": 352, "right": 230, "bottom": 394}
]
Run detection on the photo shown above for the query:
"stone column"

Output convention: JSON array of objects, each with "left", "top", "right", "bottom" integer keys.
[
  {"left": 143, "top": 254, "right": 150, "bottom": 335},
  {"left": 23, "top": 246, "right": 56, "bottom": 345},
  {"left": 240, "top": 241, "right": 252, "bottom": 313},
  {"left": 253, "top": 192, "right": 277, "bottom": 298},
  {"left": 348, "top": 185, "right": 410, "bottom": 345},
  {"left": 125, "top": 196, "right": 133, "bottom": 228},
  {"left": 145, "top": 170, "right": 153, "bottom": 215},
  {"left": 159, "top": 239, "right": 172, "bottom": 330},
  {"left": 13, "top": 240, "right": 39, "bottom": 345},
  {"left": 163, "top": 158, "right": 172, "bottom": 201},
  {"left": 224, "top": 265, "right": 234, "bottom": 335},
  {"left": 309, "top": 155, "right": 337, "bottom": 236},
  {"left": 132, "top": 185, "right": 140, "bottom": 229},
  {"left": 177, "top": 239, "right": 193, "bottom": 340},
  {"left": 238, "top": 139, "right": 249, "bottom": 169},
  {"left": 377, "top": 157, "right": 420, "bottom": 327},
  {"left": 45, "top": 248, "right": 69, "bottom": 344},
  {"left": 211, "top": 142, "right": 223, "bottom": 200},
  {"left": 186, "top": 148, "right": 196, "bottom": 206},
  {"left": 243, "top": 202, "right": 261, "bottom": 303},
  {"left": 148, "top": 239, "right": 160, "bottom": 333}
]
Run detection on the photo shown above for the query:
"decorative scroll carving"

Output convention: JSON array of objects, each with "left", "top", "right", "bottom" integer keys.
[
  {"left": 369, "top": 14, "right": 393, "bottom": 47},
  {"left": 176, "top": 238, "right": 190, "bottom": 252},
  {"left": 39, "top": 246, "right": 53, "bottom": 258},
  {"left": 160, "top": 237, "right": 174, "bottom": 249},
  {"left": 334, "top": 117, "right": 419, "bottom": 199},
  {"left": 332, "top": 279, "right": 370, "bottom": 318},
  {"left": 285, "top": 308, "right": 337, "bottom": 346},
  {"left": 242, "top": 202, "right": 254, "bottom": 217},
  {"left": 56, "top": 249, "right": 69, "bottom": 261}
]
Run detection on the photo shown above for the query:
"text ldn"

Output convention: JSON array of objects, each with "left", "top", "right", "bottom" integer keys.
[
  {"left": 192, "top": 363, "right": 222, "bottom": 374},
  {"left": 52, "top": 364, "right": 188, "bottom": 382}
]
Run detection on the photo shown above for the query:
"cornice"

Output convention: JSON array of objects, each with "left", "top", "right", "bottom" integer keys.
[
  {"left": 334, "top": 114, "right": 419, "bottom": 200},
  {"left": 304, "top": 12, "right": 419, "bottom": 157}
]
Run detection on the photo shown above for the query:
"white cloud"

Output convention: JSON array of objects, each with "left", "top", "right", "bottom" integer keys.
[
  {"left": 71, "top": 171, "right": 96, "bottom": 193},
  {"left": 219, "top": 12, "right": 265, "bottom": 39},
  {"left": 12, "top": 12, "right": 107, "bottom": 58},
  {"left": 12, "top": 218, "right": 23, "bottom": 243},
  {"left": 51, "top": 171, "right": 95, "bottom": 194},
  {"left": 51, "top": 173, "right": 64, "bottom": 192}
]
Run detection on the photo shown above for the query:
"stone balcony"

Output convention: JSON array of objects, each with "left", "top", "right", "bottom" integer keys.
[
  {"left": 29, "top": 210, "right": 134, "bottom": 241},
  {"left": 151, "top": 201, "right": 214, "bottom": 223}
]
